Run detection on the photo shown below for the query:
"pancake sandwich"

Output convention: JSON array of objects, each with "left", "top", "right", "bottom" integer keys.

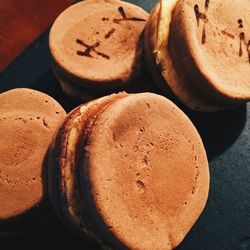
[
  {"left": 144, "top": 0, "right": 250, "bottom": 111},
  {"left": 50, "top": 0, "right": 149, "bottom": 101},
  {"left": 49, "top": 92, "right": 210, "bottom": 249}
]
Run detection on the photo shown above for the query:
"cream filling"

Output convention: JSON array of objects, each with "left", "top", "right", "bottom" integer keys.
[
  {"left": 156, "top": 0, "right": 177, "bottom": 56},
  {"left": 64, "top": 126, "right": 80, "bottom": 222},
  {"left": 62, "top": 112, "right": 90, "bottom": 235},
  {"left": 61, "top": 97, "right": 126, "bottom": 249},
  {"left": 62, "top": 106, "right": 101, "bottom": 240}
]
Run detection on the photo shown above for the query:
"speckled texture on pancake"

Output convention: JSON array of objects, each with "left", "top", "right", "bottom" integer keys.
[
  {"left": 0, "top": 88, "right": 66, "bottom": 223},
  {"left": 50, "top": 0, "right": 148, "bottom": 90},
  {"left": 81, "top": 93, "right": 210, "bottom": 250},
  {"left": 171, "top": 0, "right": 250, "bottom": 103},
  {"left": 48, "top": 93, "right": 128, "bottom": 243},
  {"left": 52, "top": 62, "right": 100, "bottom": 102},
  {"left": 0, "top": 200, "right": 52, "bottom": 238}
]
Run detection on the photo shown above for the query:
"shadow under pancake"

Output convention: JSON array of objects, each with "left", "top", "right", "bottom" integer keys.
[
  {"left": 0, "top": 216, "right": 101, "bottom": 250},
  {"left": 185, "top": 104, "right": 247, "bottom": 161},
  {"left": 32, "top": 68, "right": 77, "bottom": 113}
]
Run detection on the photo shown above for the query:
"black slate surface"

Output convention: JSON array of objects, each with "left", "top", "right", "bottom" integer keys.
[{"left": 0, "top": 1, "right": 249, "bottom": 249}]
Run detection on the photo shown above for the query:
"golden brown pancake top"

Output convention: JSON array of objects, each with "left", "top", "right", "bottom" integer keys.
[
  {"left": 0, "top": 88, "right": 66, "bottom": 219},
  {"left": 84, "top": 93, "right": 209, "bottom": 249},
  {"left": 50, "top": 0, "right": 148, "bottom": 85}
]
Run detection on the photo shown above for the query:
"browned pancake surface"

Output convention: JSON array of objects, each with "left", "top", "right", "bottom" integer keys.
[
  {"left": 50, "top": 0, "right": 148, "bottom": 87},
  {"left": 84, "top": 93, "right": 209, "bottom": 249},
  {"left": 0, "top": 88, "right": 66, "bottom": 220}
]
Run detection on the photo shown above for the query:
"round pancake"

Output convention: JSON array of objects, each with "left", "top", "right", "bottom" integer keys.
[
  {"left": 50, "top": 0, "right": 148, "bottom": 90},
  {"left": 0, "top": 88, "right": 66, "bottom": 227},
  {"left": 144, "top": 0, "right": 223, "bottom": 111},
  {"left": 81, "top": 93, "right": 210, "bottom": 249},
  {"left": 170, "top": 0, "right": 250, "bottom": 103},
  {"left": 48, "top": 93, "right": 128, "bottom": 243}
]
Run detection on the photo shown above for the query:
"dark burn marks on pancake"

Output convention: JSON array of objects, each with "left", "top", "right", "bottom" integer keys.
[
  {"left": 76, "top": 24, "right": 117, "bottom": 60},
  {"left": 248, "top": 41, "right": 250, "bottom": 64},
  {"left": 104, "top": 28, "right": 116, "bottom": 39},
  {"left": 113, "top": 6, "right": 146, "bottom": 24},
  {"left": 76, "top": 39, "right": 110, "bottom": 60},
  {"left": 117, "top": 6, "right": 126, "bottom": 20},
  {"left": 42, "top": 118, "right": 49, "bottom": 128},
  {"left": 237, "top": 20, "right": 250, "bottom": 63},
  {"left": 239, "top": 33, "right": 250, "bottom": 63},
  {"left": 221, "top": 30, "right": 235, "bottom": 39},
  {"left": 76, "top": 39, "right": 99, "bottom": 58},
  {"left": 75, "top": 7, "right": 145, "bottom": 60},
  {"left": 194, "top": 1, "right": 209, "bottom": 44},
  {"left": 239, "top": 32, "right": 245, "bottom": 57},
  {"left": 194, "top": 1, "right": 249, "bottom": 62},
  {"left": 205, "top": 0, "right": 210, "bottom": 10},
  {"left": 194, "top": 5, "right": 201, "bottom": 26},
  {"left": 76, "top": 38, "right": 87, "bottom": 46},
  {"left": 194, "top": 4, "right": 208, "bottom": 26},
  {"left": 194, "top": 5, "right": 200, "bottom": 25},
  {"left": 96, "top": 51, "right": 110, "bottom": 60},
  {"left": 238, "top": 19, "right": 243, "bottom": 28},
  {"left": 202, "top": 26, "right": 206, "bottom": 44},
  {"left": 136, "top": 179, "right": 145, "bottom": 191}
]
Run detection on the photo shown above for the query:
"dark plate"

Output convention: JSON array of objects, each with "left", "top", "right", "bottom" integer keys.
[{"left": 0, "top": 1, "right": 249, "bottom": 249}]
